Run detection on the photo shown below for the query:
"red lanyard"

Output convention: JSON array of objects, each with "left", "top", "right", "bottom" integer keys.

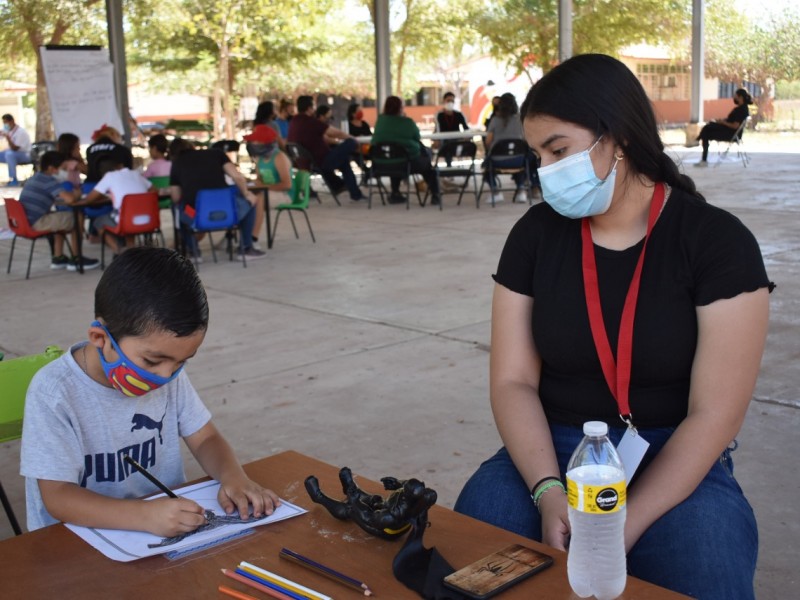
[{"left": 581, "top": 183, "right": 665, "bottom": 426}]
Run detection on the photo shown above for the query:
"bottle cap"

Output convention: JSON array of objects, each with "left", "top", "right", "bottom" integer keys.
[{"left": 583, "top": 421, "right": 608, "bottom": 436}]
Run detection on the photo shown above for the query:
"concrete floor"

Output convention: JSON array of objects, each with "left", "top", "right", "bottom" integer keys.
[{"left": 0, "top": 135, "right": 798, "bottom": 598}]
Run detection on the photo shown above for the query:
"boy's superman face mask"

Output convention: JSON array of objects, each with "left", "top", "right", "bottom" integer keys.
[{"left": 92, "top": 321, "right": 183, "bottom": 396}]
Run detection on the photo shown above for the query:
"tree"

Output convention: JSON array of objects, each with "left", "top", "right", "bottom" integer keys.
[
  {"left": 471, "top": 0, "right": 690, "bottom": 81},
  {"left": 360, "top": 0, "right": 475, "bottom": 98},
  {"left": 0, "top": 0, "right": 105, "bottom": 139},
  {"left": 703, "top": 2, "right": 800, "bottom": 121},
  {"left": 128, "top": 0, "right": 337, "bottom": 138}
]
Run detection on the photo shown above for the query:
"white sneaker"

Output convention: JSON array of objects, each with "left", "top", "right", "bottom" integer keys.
[
  {"left": 491, "top": 192, "right": 504, "bottom": 203},
  {"left": 694, "top": 160, "right": 708, "bottom": 168},
  {"left": 515, "top": 190, "right": 528, "bottom": 203}
]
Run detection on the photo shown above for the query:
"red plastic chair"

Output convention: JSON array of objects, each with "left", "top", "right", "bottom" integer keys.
[
  {"left": 99, "top": 192, "right": 163, "bottom": 268},
  {"left": 5, "top": 197, "right": 69, "bottom": 280}
]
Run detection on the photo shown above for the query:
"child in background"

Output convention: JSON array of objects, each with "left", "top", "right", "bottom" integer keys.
[
  {"left": 18, "top": 150, "right": 99, "bottom": 271},
  {"left": 143, "top": 134, "right": 171, "bottom": 179},
  {"left": 21, "top": 247, "right": 280, "bottom": 534},
  {"left": 84, "top": 161, "right": 154, "bottom": 255},
  {"left": 56, "top": 133, "right": 87, "bottom": 189}
]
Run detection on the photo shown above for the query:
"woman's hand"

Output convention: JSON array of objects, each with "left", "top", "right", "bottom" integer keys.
[{"left": 539, "top": 489, "right": 570, "bottom": 550}]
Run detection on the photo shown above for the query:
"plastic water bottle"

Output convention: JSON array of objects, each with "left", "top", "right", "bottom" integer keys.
[{"left": 566, "top": 421, "right": 627, "bottom": 600}]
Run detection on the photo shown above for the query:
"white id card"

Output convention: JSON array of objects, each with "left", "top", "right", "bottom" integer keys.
[{"left": 617, "top": 428, "right": 650, "bottom": 485}]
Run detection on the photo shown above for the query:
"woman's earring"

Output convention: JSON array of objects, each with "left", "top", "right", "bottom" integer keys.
[{"left": 614, "top": 153, "right": 624, "bottom": 160}]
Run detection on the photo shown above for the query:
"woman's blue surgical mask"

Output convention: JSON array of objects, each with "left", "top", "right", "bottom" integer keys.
[
  {"left": 538, "top": 137, "right": 620, "bottom": 219},
  {"left": 92, "top": 321, "right": 182, "bottom": 396}
]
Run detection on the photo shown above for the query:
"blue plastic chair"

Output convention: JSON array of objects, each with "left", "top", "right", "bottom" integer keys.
[
  {"left": 80, "top": 182, "right": 114, "bottom": 218},
  {"left": 190, "top": 186, "right": 246, "bottom": 267}
]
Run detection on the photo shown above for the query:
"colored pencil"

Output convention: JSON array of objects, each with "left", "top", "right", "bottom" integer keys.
[
  {"left": 238, "top": 561, "right": 332, "bottom": 600},
  {"left": 235, "top": 568, "right": 309, "bottom": 600},
  {"left": 279, "top": 548, "right": 373, "bottom": 596},
  {"left": 218, "top": 584, "right": 260, "bottom": 600},
  {"left": 221, "top": 568, "right": 296, "bottom": 600},
  {"left": 123, "top": 455, "right": 178, "bottom": 498}
]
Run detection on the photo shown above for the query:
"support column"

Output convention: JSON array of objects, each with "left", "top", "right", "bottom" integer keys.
[
  {"left": 687, "top": 0, "right": 704, "bottom": 146},
  {"left": 374, "top": 0, "right": 391, "bottom": 111},
  {"left": 106, "top": 0, "right": 131, "bottom": 146}
]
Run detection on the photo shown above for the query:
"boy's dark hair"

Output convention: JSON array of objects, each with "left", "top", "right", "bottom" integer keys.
[
  {"left": 148, "top": 133, "right": 168, "bottom": 154},
  {"left": 443, "top": 92, "right": 455, "bottom": 102},
  {"left": 2, "top": 113, "right": 13, "bottom": 122},
  {"left": 40, "top": 151, "right": 66, "bottom": 172},
  {"left": 296, "top": 95, "right": 314, "bottom": 114},
  {"left": 315, "top": 105, "right": 331, "bottom": 119},
  {"left": 95, "top": 247, "right": 209, "bottom": 340}
]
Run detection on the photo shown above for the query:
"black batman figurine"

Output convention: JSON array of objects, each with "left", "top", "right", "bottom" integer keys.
[{"left": 305, "top": 467, "right": 437, "bottom": 540}]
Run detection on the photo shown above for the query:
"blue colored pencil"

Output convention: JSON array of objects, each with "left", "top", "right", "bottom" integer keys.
[
  {"left": 235, "top": 568, "right": 308, "bottom": 600},
  {"left": 279, "top": 547, "right": 373, "bottom": 595}
]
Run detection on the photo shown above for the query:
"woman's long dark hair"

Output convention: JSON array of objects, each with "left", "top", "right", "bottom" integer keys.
[
  {"left": 521, "top": 54, "right": 702, "bottom": 200},
  {"left": 495, "top": 92, "right": 518, "bottom": 127}
]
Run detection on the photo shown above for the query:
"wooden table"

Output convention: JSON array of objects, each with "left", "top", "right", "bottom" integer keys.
[{"left": 0, "top": 451, "right": 686, "bottom": 599}]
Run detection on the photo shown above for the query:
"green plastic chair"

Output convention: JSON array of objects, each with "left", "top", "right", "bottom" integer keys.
[
  {"left": 271, "top": 170, "right": 316, "bottom": 244},
  {"left": 148, "top": 176, "right": 172, "bottom": 210},
  {"left": 0, "top": 345, "right": 64, "bottom": 535}
]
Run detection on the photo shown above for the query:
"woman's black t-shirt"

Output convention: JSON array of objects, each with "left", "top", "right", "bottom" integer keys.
[{"left": 494, "top": 187, "right": 770, "bottom": 428}]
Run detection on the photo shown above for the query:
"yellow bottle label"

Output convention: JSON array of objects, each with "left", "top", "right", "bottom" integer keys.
[{"left": 567, "top": 478, "right": 626, "bottom": 514}]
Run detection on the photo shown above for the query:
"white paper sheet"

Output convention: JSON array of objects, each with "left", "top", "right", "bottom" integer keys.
[{"left": 65, "top": 480, "right": 307, "bottom": 562}]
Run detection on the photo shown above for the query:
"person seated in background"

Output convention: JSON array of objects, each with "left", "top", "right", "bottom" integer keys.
[
  {"left": 244, "top": 124, "right": 292, "bottom": 245},
  {"left": 56, "top": 133, "right": 86, "bottom": 189},
  {"left": 347, "top": 103, "right": 372, "bottom": 185},
  {"left": 18, "top": 151, "right": 99, "bottom": 271},
  {"left": 84, "top": 160, "right": 154, "bottom": 256},
  {"left": 245, "top": 125, "right": 292, "bottom": 192},
  {"left": 0, "top": 113, "right": 32, "bottom": 186},
  {"left": 287, "top": 95, "right": 363, "bottom": 201},
  {"left": 483, "top": 92, "right": 539, "bottom": 204},
  {"left": 347, "top": 103, "right": 372, "bottom": 138},
  {"left": 274, "top": 98, "right": 295, "bottom": 139},
  {"left": 253, "top": 100, "right": 286, "bottom": 151},
  {"left": 371, "top": 95, "right": 442, "bottom": 206},
  {"left": 85, "top": 124, "right": 133, "bottom": 185},
  {"left": 484, "top": 95, "right": 501, "bottom": 131},
  {"left": 435, "top": 92, "right": 469, "bottom": 167},
  {"left": 169, "top": 138, "right": 265, "bottom": 260},
  {"left": 695, "top": 88, "right": 753, "bottom": 167},
  {"left": 143, "top": 134, "right": 171, "bottom": 178}
]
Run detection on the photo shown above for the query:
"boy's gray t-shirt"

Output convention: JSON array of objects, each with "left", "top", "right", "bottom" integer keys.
[{"left": 20, "top": 342, "right": 212, "bottom": 531}]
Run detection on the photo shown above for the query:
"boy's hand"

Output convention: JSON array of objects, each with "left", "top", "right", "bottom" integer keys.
[
  {"left": 144, "top": 496, "right": 208, "bottom": 537},
  {"left": 217, "top": 476, "right": 281, "bottom": 520}
]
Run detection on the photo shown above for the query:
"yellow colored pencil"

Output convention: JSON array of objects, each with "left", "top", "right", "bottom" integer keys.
[{"left": 238, "top": 562, "right": 331, "bottom": 600}]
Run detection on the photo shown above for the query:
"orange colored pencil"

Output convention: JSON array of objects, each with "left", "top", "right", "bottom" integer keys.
[
  {"left": 221, "top": 568, "right": 296, "bottom": 600},
  {"left": 219, "top": 584, "right": 260, "bottom": 600}
]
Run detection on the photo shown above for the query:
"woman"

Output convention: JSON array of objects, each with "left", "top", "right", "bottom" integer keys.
[
  {"left": 371, "top": 96, "right": 441, "bottom": 205},
  {"left": 253, "top": 100, "right": 286, "bottom": 150},
  {"left": 454, "top": 54, "right": 771, "bottom": 599},
  {"left": 695, "top": 88, "right": 753, "bottom": 166},
  {"left": 56, "top": 132, "right": 86, "bottom": 188},
  {"left": 85, "top": 124, "right": 133, "bottom": 184},
  {"left": 484, "top": 92, "right": 538, "bottom": 204},
  {"left": 347, "top": 103, "right": 372, "bottom": 137}
]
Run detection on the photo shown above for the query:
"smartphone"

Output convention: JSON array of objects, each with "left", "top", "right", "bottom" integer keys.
[{"left": 443, "top": 543, "right": 553, "bottom": 600}]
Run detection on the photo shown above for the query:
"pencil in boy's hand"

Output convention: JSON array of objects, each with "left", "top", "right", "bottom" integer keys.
[
  {"left": 123, "top": 455, "right": 178, "bottom": 498},
  {"left": 279, "top": 547, "right": 373, "bottom": 596}
]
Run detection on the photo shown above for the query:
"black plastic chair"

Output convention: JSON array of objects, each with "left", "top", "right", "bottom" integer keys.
[
  {"left": 367, "top": 142, "right": 426, "bottom": 210},
  {"left": 715, "top": 116, "right": 751, "bottom": 168},
  {"left": 29, "top": 141, "right": 57, "bottom": 172},
  {"left": 285, "top": 142, "right": 342, "bottom": 206},
  {"left": 477, "top": 138, "right": 533, "bottom": 207},
  {"left": 430, "top": 140, "right": 478, "bottom": 209}
]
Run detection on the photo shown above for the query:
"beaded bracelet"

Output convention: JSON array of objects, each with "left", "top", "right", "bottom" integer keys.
[{"left": 532, "top": 480, "right": 566, "bottom": 511}]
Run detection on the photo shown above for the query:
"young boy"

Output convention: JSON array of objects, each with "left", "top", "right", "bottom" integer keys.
[
  {"left": 18, "top": 150, "right": 99, "bottom": 271},
  {"left": 84, "top": 160, "right": 154, "bottom": 255},
  {"left": 20, "top": 247, "right": 279, "bottom": 535}
]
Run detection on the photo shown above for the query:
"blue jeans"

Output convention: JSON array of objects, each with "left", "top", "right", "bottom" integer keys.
[
  {"left": 321, "top": 138, "right": 362, "bottom": 199},
  {"left": 454, "top": 424, "right": 757, "bottom": 599},
  {"left": 0, "top": 148, "right": 31, "bottom": 181}
]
